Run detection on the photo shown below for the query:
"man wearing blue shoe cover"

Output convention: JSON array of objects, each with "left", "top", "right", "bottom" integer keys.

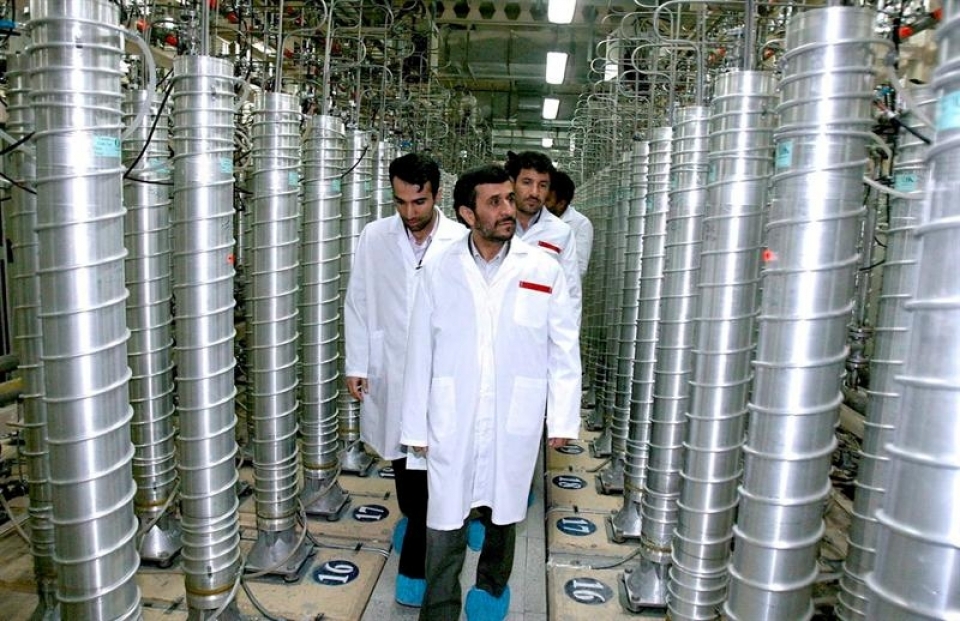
[
  {"left": 400, "top": 165, "right": 581, "bottom": 621},
  {"left": 344, "top": 152, "right": 466, "bottom": 607}
]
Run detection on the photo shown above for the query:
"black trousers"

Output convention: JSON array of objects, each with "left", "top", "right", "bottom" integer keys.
[
  {"left": 392, "top": 457, "right": 428, "bottom": 579},
  {"left": 419, "top": 507, "right": 516, "bottom": 621}
]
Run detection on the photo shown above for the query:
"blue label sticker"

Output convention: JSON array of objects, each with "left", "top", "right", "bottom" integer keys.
[
  {"left": 378, "top": 466, "right": 395, "bottom": 479},
  {"left": 312, "top": 560, "right": 360, "bottom": 586},
  {"left": 555, "top": 444, "right": 584, "bottom": 455},
  {"left": 645, "top": 196, "right": 654, "bottom": 213},
  {"left": 936, "top": 90, "right": 960, "bottom": 131},
  {"left": 331, "top": 178, "right": 342, "bottom": 193},
  {"left": 364, "top": 180, "right": 372, "bottom": 193},
  {"left": 556, "top": 516, "right": 597, "bottom": 537},
  {"left": 149, "top": 158, "right": 171, "bottom": 175},
  {"left": 894, "top": 172, "right": 919, "bottom": 192},
  {"left": 219, "top": 157, "right": 234, "bottom": 175},
  {"left": 708, "top": 162, "right": 718, "bottom": 184},
  {"left": 93, "top": 136, "right": 121, "bottom": 158},
  {"left": 775, "top": 140, "right": 793, "bottom": 169},
  {"left": 552, "top": 475, "right": 587, "bottom": 490},
  {"left": 352, "top": 504, "right": 390, "bottom": 522},
  {"left": 288, "top": 171, "right": 300, "bottom": 187},
  {"left": 564, "top": 577, "right": 614, "bottom": 605}
]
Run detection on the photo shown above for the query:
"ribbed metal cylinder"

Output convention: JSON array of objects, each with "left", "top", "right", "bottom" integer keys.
[
  {"left": 725, "top": 7, "right": 888, "bottom": 621},
  {"left": 612, "top": 127, "right": 673, "bottom": 538},
  {"left": 865, "top": 2, "right": 960, "bottom": 617},
  {"left": 5, "top": 50, "right": 59, "bottom": 615},
  {"left": 28, "top": 1, "right": 141, "bottom": 618},
  {"left": 669, "top": 71, "right": 777, "bottom": 621},
  {"left": 337, "top": 129, "right": 374, "bottom": 472},
  {"left": 594, "top": 160, "right": 631, "bottom": 463},
  {"left": 122, "top": 88, "right": 181, "bottom": 564},
  {"left": 374, "top": 139, "right": 396, "bottom": 220},
  {"left": 170, "top": 55, "right": 242, "bottom": 614},
  {"left": 641, "top": 105, "right": 709, "bottom": 560},
  {"left": 613, "top": 143, "right": 650, "bottom": 457},
  {"left": 299, "top": 115, "right": 349, "bottom": 512},
  {"left": 837, "top": 88, "right": 933, "bottom": 620},
  {"left": 248, "top": 93, "right": 302, "bottom": 531}
]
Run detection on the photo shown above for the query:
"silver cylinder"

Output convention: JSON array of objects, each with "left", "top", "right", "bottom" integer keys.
[
  {"left": 837, "top": 88, "right": 934, "bottom": 620},
  {"left": 28, "top": 1, "right": 141, "bottom": 618},
  {"left": 122, "top": 88, "right": 181, "bottom": 566},
  {"left": 4, "top": 50, "right": 59, "bottom": 616},
  {"left": 865, "top": 2, "right": 960, "bottom": 617},
  {"left": 374, "top": 139, "right": 396, "bottom": 220},
  {"left": 170, "top": 55, "right": 242, "bottom": 614},
  {"left": 248, "top": 93, "right": 302, "bottom": 531},
  {"left": 337, "top": 129, "right": 375, "bottom": 474},
  {"left": 641, "top": 105, "right": 710, "bottom": 558},
  {"left": 725, "top": 7, "right": 889, "bottom": 621},
  {"left": 299, "top": 115, "right": 350, "bottom": 516},
  {"left": 613, "top": 127, "right": 673, "bottom": 539},
  {"left": 669, "top": 71, "right": 777, "bottom": 621}
]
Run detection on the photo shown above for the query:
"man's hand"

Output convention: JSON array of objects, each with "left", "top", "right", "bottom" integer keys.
[
  {"left": 345, "top": 376, "right": 368, "bottom": 401},
  {"left": 411, "top": 446, "right": 429, "bottom": 457},
  {"left": 547, "top": 437, "right": 571, "bottom": 449}
]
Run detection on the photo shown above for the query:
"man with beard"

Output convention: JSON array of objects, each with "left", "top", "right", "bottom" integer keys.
[
  {"left": 400, "top": 164, "right": 581, "bottom": 621},
  {"left": 344, "top": 152, "right": 466, "bottom": 607},
  {"left": 505, "top": 151, "right": 581, "bottom": 317},
  {"left": 545, "top": 169, "right": 593, "bottom": 278}
]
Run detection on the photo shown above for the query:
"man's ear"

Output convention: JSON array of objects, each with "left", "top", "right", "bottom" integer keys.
[{"left": 457, "top": 205, "right": 476, "bottom": 228}]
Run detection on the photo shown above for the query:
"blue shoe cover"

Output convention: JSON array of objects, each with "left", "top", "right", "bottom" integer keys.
[
  {"left": 464, "top": 585, "right": 510, "bottom": 621},
  {"left": 395, "top": 574, "right": 426, "bottom": 607},
  {"left": 392, "top": 516, "right": 408, "bottom": 554},
  {"left": 467, "top": 518, "right": 485, "bottom": 552}
]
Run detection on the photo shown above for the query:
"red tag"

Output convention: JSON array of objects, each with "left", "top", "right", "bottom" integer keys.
[
  {"left": 537, "top": 240, "right": 562, "bottom": 254},
  {"left": 519, "top": 280, "right": 552, "bottom": 294}
]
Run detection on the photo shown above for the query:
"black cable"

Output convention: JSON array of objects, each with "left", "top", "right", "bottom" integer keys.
[
  {"left": 0, "top": 132, "right": 34, "bottom": 158},
  {"left": 123, "top": 80, "right": 175, "bottom": 179},
  {"left": 339, "top": 145, "right": 370, "bottom": 179},
  {"left": 859, "top": 259, "right": 886, "bottom": 272},
  {"left": 125, "top": 176, "right": 173, "bottom": 186},
  {"left": 0, "top": 170, "right": 36, "bottom": 195}
]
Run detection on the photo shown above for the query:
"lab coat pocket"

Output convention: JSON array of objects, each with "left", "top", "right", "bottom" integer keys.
[
  {"left": 368, "top": 330, "right": 386, "bottom": 376},
  {"left": 512, "top": 287, "right": 550, "bottom": 328},
  {"left": 428, "top": 377, "right": 456, "bottom": 440},
  {"left": 506, "top": 376, "right": 548, "bottom": 436}
]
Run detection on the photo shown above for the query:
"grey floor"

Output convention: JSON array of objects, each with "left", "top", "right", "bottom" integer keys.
[{"left": 361, "top": 451, "right": 549, "bottom": 621}]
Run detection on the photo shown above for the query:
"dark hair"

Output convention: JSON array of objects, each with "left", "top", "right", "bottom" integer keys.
[
  {"left": 453, "top": 165, "right": 512, "bottom": 224},
  {"left": 550, "top": 170, "right": 575, "bottom": 205},
  {"left": 389, "top": 152, "right": 441, "bottom": 197},
  {"left": 504, "top": 150, "right": 555, "bottom": 179}
]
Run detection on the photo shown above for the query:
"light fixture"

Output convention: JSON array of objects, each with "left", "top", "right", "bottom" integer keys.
[
  {"left": 542, "top": 97, "right": 560, "bottom": 120},
  {"left": 541, "top": 137, "right": 555, "bottom": 148},
  {"left": 548, "top": 0, "right": 576, "bottom": 24},
  {"left": 545, "top": 52, "right": 567, "bottom": 85}
]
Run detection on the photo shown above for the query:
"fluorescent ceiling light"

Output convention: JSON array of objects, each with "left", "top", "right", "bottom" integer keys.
[
  {"left": 542, "top": 97, "right": 560, "bottom": 120},
  {"left": 545, "top": 52, "right": 567, "bottom": 85},
  {"left": 548, "top": 0, "right": 576, "bottom": 24},
  {"left": 542, "top": 137, "right": 555, "bottom": 148}
]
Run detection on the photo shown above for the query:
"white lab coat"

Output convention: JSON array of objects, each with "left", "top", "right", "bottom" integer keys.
[
  {"left": 344, "top": 210, "right": 466, "bottom": 460},
  {"left": 519, "top": 208, "right": 582, "bottom": 317},
  {"left": 560, "top": 205, "right": 594, "bottom": 278},
  {"left": 400, "top": 236, "right": 582, "bottom": 530}
]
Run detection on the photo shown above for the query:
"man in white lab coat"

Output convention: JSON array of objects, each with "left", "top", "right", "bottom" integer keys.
[
  {"left": 545, "top": 169, "right": 593, "bottom": 278},
  {"left": 504, "top": 150, "right": 582, "bottom": 316},
  {"left": 400, "top": 165, "right": 581, "bottom": 621},
  {"left": 344, "top": 152, "right": 466, "bottom": 607}
]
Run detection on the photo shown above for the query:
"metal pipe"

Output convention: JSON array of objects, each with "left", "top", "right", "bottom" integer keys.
[
  {"left": 865, "top": 3, "right": 960, "bottom": 614},
  {"left": 337, "top": 129, "right": 376, "bottom": 476},
  {"left": 245, "top": 92, "right": 314, "bottom": 578},
  {"left": 171, "top": 55, "right": 243, "bottom": 619},
  {"left": 3, "top": 49, "right": 59, "bottom": 618},
  {"left": 610, "top": 126, "right": 673, "bottom": 543},
  {"left": 122, "top": 89, "right": 181, "bottom": 566},
  {"left": 299, "top": 114, "right": 351, "bottom": 519},
  {"left": 669, "top": 70, "right": 777, "bottom": 621},
  {"left": 29, "top": 1, "right": 141, "bottom": 617},
  {"left": 725, "top": 7, "right": 889, "bottom": 620}
]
